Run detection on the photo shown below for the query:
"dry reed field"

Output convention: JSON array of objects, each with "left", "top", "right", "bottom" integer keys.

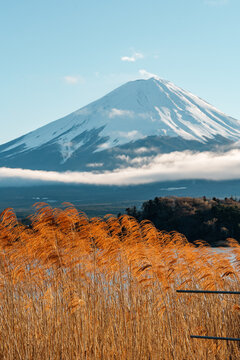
[{"left": 0, "top": 203, "right": 240, "bottom": 360}]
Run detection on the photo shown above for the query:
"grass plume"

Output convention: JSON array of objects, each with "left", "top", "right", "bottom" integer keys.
[{"left": 0, "top": 203, "right": 240, "bottom": 359}]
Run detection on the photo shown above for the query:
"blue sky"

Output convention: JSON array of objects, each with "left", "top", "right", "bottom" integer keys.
[{"left": 0, "top": 0, "right": 239, "bottom": 144}]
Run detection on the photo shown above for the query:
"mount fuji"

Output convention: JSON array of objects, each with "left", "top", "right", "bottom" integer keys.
[{"left": 1, "top": 76, "right": 240, "bottom": 172}]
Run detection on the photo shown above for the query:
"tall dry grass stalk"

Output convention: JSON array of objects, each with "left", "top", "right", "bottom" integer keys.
[{"left": 0, "top": 203, "right": 240, "bottom": 359}]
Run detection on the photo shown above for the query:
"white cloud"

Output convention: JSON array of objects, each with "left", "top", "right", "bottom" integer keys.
[
  {"left": 116, "top": 154, "right": 130, "bottom": 162},
  {"left": 96, "top": 142, "right": 111, "bottom": 150},
  {"left": 86, "top": 163, "right": 104, "bottom": 168},
  {"left": 2, "top": 149, "right": 240, "bottom": 186},
  {"left": 63, "top": 75, "right": 84, "bottom": 85},
  {"left": 121, "top": 52, "right": 144, "bottom": 62},
  {"left": 117, "top": 130, "right": 142, "bottom": 140},
  {"left": 134, "top": 147, "right": 158, "bottom": 154},
  {"left": 108, "top": 108, "right": 134, "bottom": 118},
  {"left": 139, "top": 69, "right": 160, "bottom": 80}
]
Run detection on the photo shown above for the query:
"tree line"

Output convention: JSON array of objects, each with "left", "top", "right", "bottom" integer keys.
[{"left": 126, "top": 196, "right": 240, "bottom": 246}]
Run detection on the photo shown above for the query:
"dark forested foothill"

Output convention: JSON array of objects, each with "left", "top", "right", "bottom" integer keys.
[{"left": 126, "top": 196, "right": 240, "bottom": 246}]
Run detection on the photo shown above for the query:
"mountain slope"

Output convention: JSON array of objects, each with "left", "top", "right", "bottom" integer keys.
[{"left": 1, "top": 77, "right": 240, "bottom": 171}]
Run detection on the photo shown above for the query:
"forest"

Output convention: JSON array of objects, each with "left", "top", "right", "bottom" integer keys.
[{"left": 126, "top": 196, "right": 240, "bottom": 246}]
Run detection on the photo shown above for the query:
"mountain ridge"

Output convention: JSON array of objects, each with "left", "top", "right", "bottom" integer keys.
[{"left": 1, "top": 77, "right": 240, "bottom": 171}]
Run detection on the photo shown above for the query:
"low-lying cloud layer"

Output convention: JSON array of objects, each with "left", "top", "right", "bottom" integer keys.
[{"left": 1, "top": 149, "right": 240, "bottom": 186}]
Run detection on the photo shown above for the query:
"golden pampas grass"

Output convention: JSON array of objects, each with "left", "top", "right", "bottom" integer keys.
[{"left": 0, "top": 203, "right": 239, "bottom": 359}]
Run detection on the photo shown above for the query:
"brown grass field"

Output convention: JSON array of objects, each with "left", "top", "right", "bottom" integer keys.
[{"left": 0, "top": 203, "right": 240, "bottom": 359}]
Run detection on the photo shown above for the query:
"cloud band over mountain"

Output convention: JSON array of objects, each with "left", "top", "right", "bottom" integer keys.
[{"left": 1, "top": 149, "right": 240, "bottom": 186}]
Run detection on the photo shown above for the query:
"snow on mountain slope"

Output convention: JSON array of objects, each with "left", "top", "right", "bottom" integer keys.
[{"left": 1, "top": 77, "right": 240, "bottom": 170}]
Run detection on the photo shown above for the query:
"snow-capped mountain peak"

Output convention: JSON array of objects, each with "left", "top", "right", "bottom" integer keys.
[{"left": 1, "top": 77, "right": 240, "bottom": 171}]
